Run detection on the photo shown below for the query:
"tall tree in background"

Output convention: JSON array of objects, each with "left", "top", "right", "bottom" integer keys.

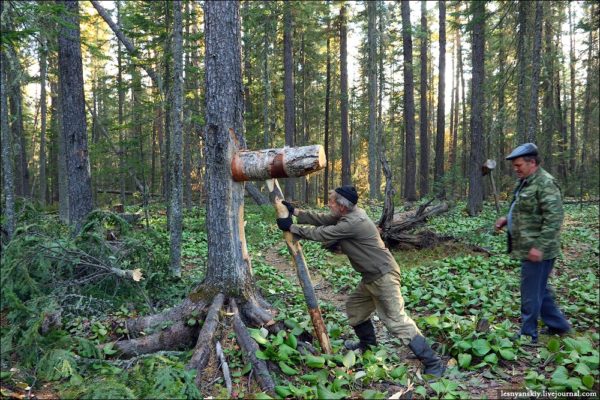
[
  {"left": 1, "top": 1, "right": 16, "bottom": 240},
  {"left": 516, "top": 0, "right": 530, "bottom": 141},
  {"left": 169, "top": 0, "right": 183, "bottom": 277},
  {"left": 401, "top": 0, "right": 416, "bottom": 201},
  {"left": 39, "top": 37, "right": 48, "bottom": 205},
  {"left": 340, "top": 3, "right": 351, "bottom": 186},
  {"left": 116, "top": 0, "right": 126, "bottom": 206},
  {"left": 467, "top": 0, "right": 485, "bottom": 216},
  {"left": 367, "top": 0, "right": 378, "bottom": 198},
  {"left": 526, "top": 0, "right": 543, "bottom": 142},
  {"left": 323, "top": 9, "right": 332, "bottom": 203},
  {"left": 283, "top": 1, "right": 296, "bottom": 200},
  {"left": 419, "top": 0, "right": 429, "bottom": 197},
  {"left": 568, "top": 3, "right": 577, "bottom": 173},
  {"left": 434, "top": 0, "right": 446, "bottom": 198},
  {"left": 57, "top": 0, "right": 93, "bottom": 231}
]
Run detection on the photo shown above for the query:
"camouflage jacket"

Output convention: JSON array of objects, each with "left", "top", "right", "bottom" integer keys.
[{"left": 508, "top": 167, "right": 564, "bottom": 260}]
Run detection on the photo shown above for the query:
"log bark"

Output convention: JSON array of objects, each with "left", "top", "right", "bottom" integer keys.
[
  {"left": 232, "top": 145, "right": 325, "bottom": 182},
  {"left": 268, "top": 179, "right": 332, "bottom": 354},
  {"left": 113, "top": 321, "right": 199, "bottom": 357}
]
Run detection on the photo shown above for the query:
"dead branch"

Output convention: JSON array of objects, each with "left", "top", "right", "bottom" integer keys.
[
  {"left": 216, "top": 341, "right": 232, "bottom": 398},
  {"left": 125, "top": 298, "right": 201, "bottom": 336},
  {"left": 188, "top": 293, "right": 224, "bottom": 373},
  {"left": 230, "top": 299, "right": 275, "bottom": 395}
]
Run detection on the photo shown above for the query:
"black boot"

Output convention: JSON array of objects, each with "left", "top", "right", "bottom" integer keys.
[
  {"left": 408, "top": 335, "right": 445, "bottom": 377},
  {"left": 344, "top": 320, "right": 377, "bottom": 351}
]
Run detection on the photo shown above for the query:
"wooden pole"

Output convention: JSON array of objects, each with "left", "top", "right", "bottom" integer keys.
[{"left": 268, "top": 179, "right": 332, "bottom": 354}]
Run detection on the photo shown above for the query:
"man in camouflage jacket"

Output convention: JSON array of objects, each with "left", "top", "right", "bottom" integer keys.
[
  {"left": 495, "top": 143, "right": 571, "bottom": 343},
  {"left": 276, "top": 185, "right": 444, "bottom": 377}
]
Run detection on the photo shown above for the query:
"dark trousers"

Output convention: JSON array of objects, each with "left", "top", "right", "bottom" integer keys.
[{"left": 520, "top": 258, "right": 571, "bottom": 340}]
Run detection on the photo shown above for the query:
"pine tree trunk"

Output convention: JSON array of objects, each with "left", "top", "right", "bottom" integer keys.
[
  {"left": 526, "top": 0, "right": 543, "bottom": 142},
  {"left": 516, "top": 0, "right": 530, "bottom": 142},
  {"left": 169, "top": 0, "right": 184, "bottom": 277},
  {"left": 568, "top": 3, "right": 577, "bottom": 174},
  {"left": 204, "top": 1, "right": 254, "bottom": 296},
  {"left": 434, "top": 0, "right": 446, "bottom": 198},
  {"left": 401, "top": 1, "right": 417, "bottom": 201},
  {"left": 57, "top": 0, "right": 93, "bottom": 231},
  {"left": 39, "top": 39, "right": 48, "bottom": 206},
  {"left": 283, "top": 2, "right": 296, "bottom": 200},
  {"left": 116, "top": 0, "right": 126, "bottom": 206},
  {"left": 367, "top": 1, "right": 378, "bottom": 198},
  {"left": 1, "top": 36, "right": 16, "bottom": 240},
  {"left": 323, "top": 16, "right": 331, "bottom": 204},
  {"left": 340, "top": 4, "right": 350, "bottom": 187},
  {"left": 419, "top": 0, "right": 429, "bottom": 198},
  {"left": 183, "top": 0, "right": 193, "bottom": 208},
  {"left": 467, "top": 0, "right": 485, "bottom": 216}
]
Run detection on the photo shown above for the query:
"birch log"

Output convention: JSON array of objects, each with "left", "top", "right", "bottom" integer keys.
[
  {"left": 231, "top": 145, "right": 325, "bottom": 182},
  {"left": 269, "top": 179, "right": 332, "bottom": 354}
]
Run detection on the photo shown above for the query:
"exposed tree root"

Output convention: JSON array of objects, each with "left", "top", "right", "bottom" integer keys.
[
  {"left": 103, "top": 290, "right": 282, "bottom": 393},
  {"left": 125, "top": 297, "right": 201, "bottom": 336},
  {"left": 188, "top": 293, "right": 225, "bottom": 373},
  {"left": 113, "top": 320, "right": 199, "bottom": 357},
  {"left": 230, "top": 299, "right": 276, "bottom": 394}
]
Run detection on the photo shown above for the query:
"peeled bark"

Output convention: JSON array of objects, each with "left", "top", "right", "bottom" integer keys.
[{"left": 231, "top": 145, "right": 325, "bottom": 182}]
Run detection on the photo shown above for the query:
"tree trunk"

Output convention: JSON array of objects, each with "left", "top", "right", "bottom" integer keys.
[
  {"left": 323, "top": 16, "right": 331, "bottom": 203},
  {"left": 1, "top": 36, "right": 16, "bottom": 241},
  {"left": 541, "top": 12, "right": 554, "bottom": 173},
  {"left": 516, "top": 0, "right": 530, "bottom": 142},
  {"left": 467, "top": 0, "right": 485, "bottom": 216},
  {"left": 434, "top": 0, "right": 446, "bottom": 198},
  {"left": 283, "top": 2, "right": 296, "bottom": 200},
  {"left": 169, "top": 0, "right": 184, "bottom": 277},
  {"left": 116, "top": 0, "right": 126, "bottom": 207},
  {"left": 419, "top": 0, "right": 429, "bottom": 198},
  {"left": 340, "top": 4, "right": 350, "bottom": 186},
  {"left": 401, "top": 1, "right": 417, "bottom": 201},
  {"left": 568, "top": 3, "right": 577, "bottom": 175},
  {"left": 57, "top": 0, "right": 93, "bottom": 232},
  {"left": 367, "top": 0, "right": 378, "bottom": 199},
  {"left": 526, "top": 0, "right": 543, "bottom": 142},
  {"left": 39, "top": 39, "right": 48, "bottom": 206}
]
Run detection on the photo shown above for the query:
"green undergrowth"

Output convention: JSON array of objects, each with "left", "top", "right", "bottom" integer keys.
[{"left": 1, "top": 200, "right": 598, "bottom": 399}]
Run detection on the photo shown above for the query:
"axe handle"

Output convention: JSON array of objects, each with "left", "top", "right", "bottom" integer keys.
[{"left": 269, "top": 179, "right": 332, "bottom": 354}]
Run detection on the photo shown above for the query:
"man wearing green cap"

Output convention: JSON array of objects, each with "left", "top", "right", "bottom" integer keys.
[
  {"left": 276, "top": 185, "right": 444, "bottom": 377},
  {"left": 495, "top": 143, "right": 571, "bottom": 343}
]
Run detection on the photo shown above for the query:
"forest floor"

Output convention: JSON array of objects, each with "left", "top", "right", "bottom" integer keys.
[{"left": 1, "top": 200, "right": 598, "bottom": 399}]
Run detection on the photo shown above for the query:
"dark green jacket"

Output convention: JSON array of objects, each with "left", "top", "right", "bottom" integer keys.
[
  {"left": 290, "top": 207, "right": 400, "bottom": 283},
  {"left": 508, "top": 167, "right": 564, "bottom": 260}
]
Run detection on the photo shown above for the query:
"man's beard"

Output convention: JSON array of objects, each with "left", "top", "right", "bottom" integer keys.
[{"left": 330, "top": 208, "right": 342, "bottom": 218}]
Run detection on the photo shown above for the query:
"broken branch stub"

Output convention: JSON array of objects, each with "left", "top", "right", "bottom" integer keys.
[{"left": 231, "top": 145, "right": 326, "bottom": 182}]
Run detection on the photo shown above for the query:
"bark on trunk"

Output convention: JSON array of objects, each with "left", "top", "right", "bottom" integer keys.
[
  {"left": 367, "top": 1, "right": 378, "bottom": 198},
  {"left": 401, "top": 1, "right": 417, "bottom": 201},
  {"left": 1, "top": 42, "right": 16, "bottom": 240},
  {"left": 340, "top": 4, "right": 351, "bottom": 187},
  {"left": 57, "top": 0, "right": 93, "bottom": 232},
  {"left": 467, "top": 0, "right": 485, "bottom": 216},
  {"left": 419, "top": 0, "right": 429, "bottom": 198},
  {"left": 434, "top": 0, "right": 446, "bottom": 198}
]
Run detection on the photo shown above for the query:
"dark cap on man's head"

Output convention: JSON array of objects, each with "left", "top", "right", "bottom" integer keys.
[
  {"left": 335, "top": 185, "right": 358, "bottom": 205},
  {"left": 506, "top": 143, "right": 538, "bottom": 160}
]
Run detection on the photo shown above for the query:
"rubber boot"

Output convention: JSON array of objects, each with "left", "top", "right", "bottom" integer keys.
[
  {"left": 408, "top": 335, "right": 445, "bottom": 377},
  {"left": 344, "top": 320, "right": 377, "bottom": 351}
]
